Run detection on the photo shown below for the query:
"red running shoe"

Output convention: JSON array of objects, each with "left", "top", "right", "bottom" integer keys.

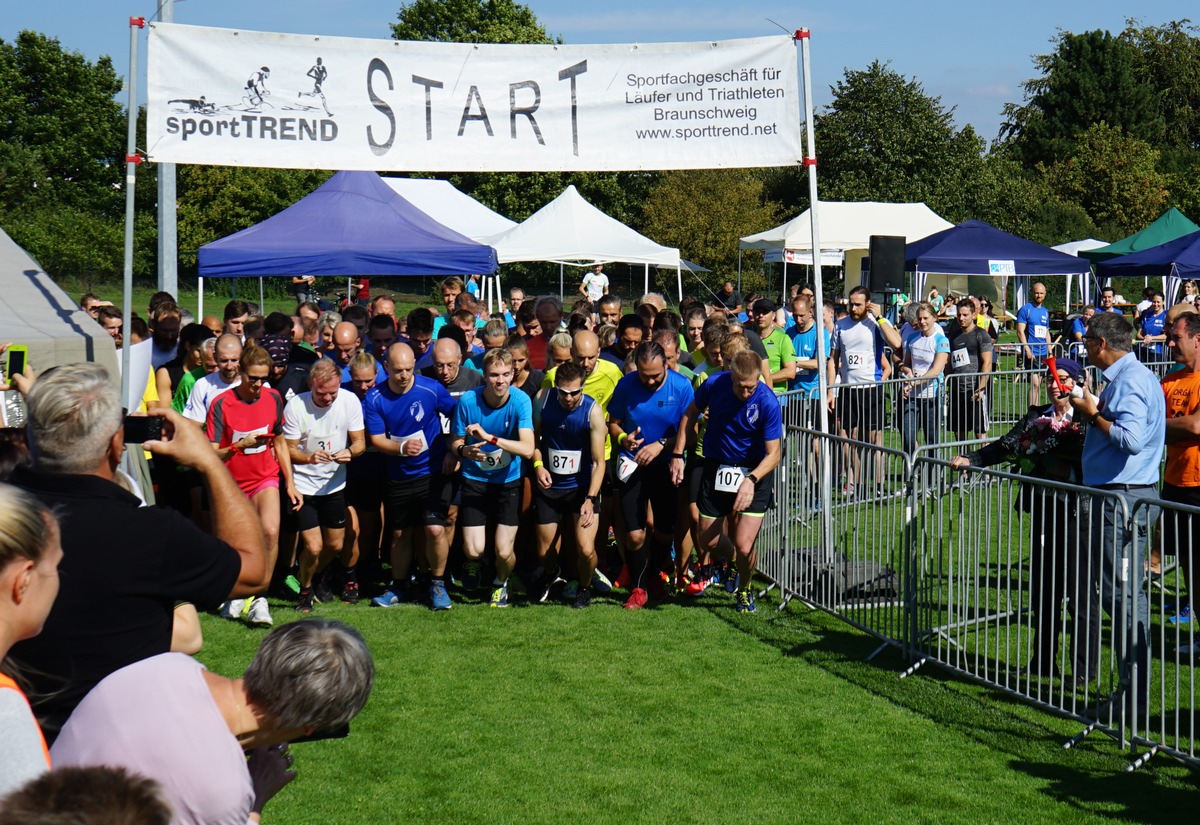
[{"left": 623, "top": 587, "right": 648, "bottom": 610}]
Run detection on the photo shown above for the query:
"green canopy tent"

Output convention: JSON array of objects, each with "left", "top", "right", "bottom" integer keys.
[
  {"left": 1081, "top": 207, "right": 1199, "bottom": 303},
  {"left": 1082, "top": 207, "right": 1199, "bottom": 263}
]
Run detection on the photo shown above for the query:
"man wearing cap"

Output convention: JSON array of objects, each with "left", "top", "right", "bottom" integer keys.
[{"left": 749, "top": 297, "right": 796, "bottom": 396}]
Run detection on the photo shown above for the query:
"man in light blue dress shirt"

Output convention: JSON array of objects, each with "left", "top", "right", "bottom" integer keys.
[{"left": 1071, "top": 311, "right": 1165, "bottom": 724}]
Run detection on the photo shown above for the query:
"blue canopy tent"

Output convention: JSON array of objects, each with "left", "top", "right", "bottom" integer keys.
[
  {"left": 1096, "top": 228, "right": 1200, "bottom": 304},
  {"left": 198, "top": 170, "right": 498, "bottom": 315},
  {"left": 905, "top": 220, "right": 1092, "bottom": 312}
]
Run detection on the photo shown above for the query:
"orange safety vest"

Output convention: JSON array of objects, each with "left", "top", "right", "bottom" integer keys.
[{"left": 0, "top": 672, "right": 51, "bottom": 768}]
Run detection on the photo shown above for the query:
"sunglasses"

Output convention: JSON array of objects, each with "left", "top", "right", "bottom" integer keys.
[{"left": 557, "top": 387, "right": 583, "bottom": 398}]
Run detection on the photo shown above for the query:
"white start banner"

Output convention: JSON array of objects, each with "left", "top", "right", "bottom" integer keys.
[{"left": 146, "top": 24, "right": 802, "bottom": 172}]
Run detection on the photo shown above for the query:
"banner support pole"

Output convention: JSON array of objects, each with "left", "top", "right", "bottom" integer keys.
[
  {"left": 120, "top": 17, "right": 146, "bottom": 409},
  {"left": 795, "top": 28, "right": 834, "bottom": 556}
]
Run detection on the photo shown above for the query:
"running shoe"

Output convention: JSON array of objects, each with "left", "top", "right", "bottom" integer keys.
[
  {"left": 429, "top": 580, "right": 452, "bottom": 611},
  {"left": 218, "top": 599, "right": 244, "bottom": 620},
  {"left": 724, "top": 569, "right": 739, "bottom": 594},
  {"left": 623, "top": 587, "right": 648, "bottom": 610},
  {"left": 591, "top": 569, "right": 613, "bottom": 593},
  {"left": 340, "top": 580, "right": 361, "bottom": 604},
  {"left": 247, "top": 596, "right": 273, "bottom": 626},
  {"left": 573, "top": 587, "right": 592, "bottom": 610},
  {"left": 685, "top": 566, "right": 714, "bottom": 596},
  {"left": 735, "top": 589, "right": 757, "bottom": 614},
  {"left": 489, "top": 584, "right": 509, "bottom": 608},
  {"left": 614, "top": 565, "right": 631, "bottom": 589},
  {"left": 284, "top": 574, "right": 301, "bottom": 595},
  {"left": 371, "top": 588, "right": 404, "bottom": 608},
  {"left": 1169, "top": 604, "right": 1192, "bottom": 625},
  {"left": 562, "top": 580, "right": 580, "bottom": 600},
  {"left": 462, "top": 561, "right": 482, "bottom": 592},
  {"left": 295, "top": 589, "right": 315, "bottom": 613},
  {"left": 528, "top": 574, "right": 552, "bottom": 604},
  {"left": 314, "top": 573, "right": 336, "bottom": 604}
]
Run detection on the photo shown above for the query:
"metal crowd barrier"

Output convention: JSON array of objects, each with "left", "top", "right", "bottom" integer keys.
[{"left": 760, "top": 427, "right": 1198, "bottom": 772}]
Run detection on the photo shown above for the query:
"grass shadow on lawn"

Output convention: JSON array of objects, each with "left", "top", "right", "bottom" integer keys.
[{"left": 706, "top": 593, "right": 1200, "bottom": 822}]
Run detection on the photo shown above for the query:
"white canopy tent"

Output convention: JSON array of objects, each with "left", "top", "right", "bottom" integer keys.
[
  {"left": 1052, "top": 238, "right": 1107, "bottom": 308},
  {"left": 380, "top": 177, "right": 518, "bottom": 312},
  {"left": 0, "top": 227, "right": 118, "bottom": 382},
  {"left": 379, "top": 177, "right": 516, "bottom": 242},
  {"left": 484, "top": 185, "right": 682, "bottom": 301},
  {"left": 739, "top": 201, "right": 953, "bottom": 295}
]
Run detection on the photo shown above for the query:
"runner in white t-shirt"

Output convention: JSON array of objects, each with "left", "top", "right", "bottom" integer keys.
[
  {"left": 282, "top": 359, "right": 366, "bottom": 612},
  {"left": 580, "top": 263, "right": 609, "bottom": 303}
]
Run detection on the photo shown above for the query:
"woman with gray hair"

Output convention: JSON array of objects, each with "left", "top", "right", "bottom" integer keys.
[{"left": 51, "top": 618, "right": 374, "bottom": 825}]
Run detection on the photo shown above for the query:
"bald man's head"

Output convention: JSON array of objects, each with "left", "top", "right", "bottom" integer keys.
[
  {"left": 332, "top": 321, "right": 360, "bottom": 364},
  {"left": 385, "top": 342, "right": 416, "bottom": 391},
  {"left": 431, "top": 338, "right": 462, "bottom": 385},
  {"left": 201, "top": 315, "right": 224, "bottom": 337},
  {"left": 215, "top": 334, "right": 243, "bottom": 382},
  {"left": 572, "top": 329, "right": 601, "bottom": 376}
]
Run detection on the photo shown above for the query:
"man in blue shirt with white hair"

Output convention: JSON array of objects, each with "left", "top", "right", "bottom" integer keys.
[{"left": 1071, "top": 311, "right": 1165, "bottom": 725}]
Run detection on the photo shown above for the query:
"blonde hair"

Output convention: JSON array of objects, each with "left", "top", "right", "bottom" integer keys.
[{"left": 0, "top": 484, "right": 56, "bottom": 568}]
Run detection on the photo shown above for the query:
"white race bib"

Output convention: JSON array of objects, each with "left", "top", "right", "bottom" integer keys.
[
  {"left": 951, "top": 348, "right": 970, "bottom": 369},
  {"left": 439, "top": 414, "right": 451, "bottom": 435},
  {"left": 548, "top": 448, "right": 582, "bottom": 475},
  {"left": 475, "top": 445, "right": 512, "bottom": 472},
  {"left": 715, "top": 464, "right": 748, "bottom": 493},
  {"left": 617, "top": 454, "right": 638, "bottom": 483},
  {"left": 846, "top": 351, "right": 867, "bottom": 368},
  {"left": 233, "top": 427, "right": 269, "bottom": 454},
  {"left": 390, "top": 430, "right": 428, "bottom": 455},
  {"left": 1033, "top": 324, "right": 1048, "bottom": 342}
]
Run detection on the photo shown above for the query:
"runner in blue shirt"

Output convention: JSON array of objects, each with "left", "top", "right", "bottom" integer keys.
[
  {"left": 608, "top": 341, "right": 694, "bottom": 609},
  {"left": 362, "top": 342, "right": 459, "bottom": 610},
  {"left": 1016, "top": 282, "right": 1050, "bottom": 407},
  {"left": 450, "top": 348, "right": 534, "bottom": 608},
  {"left": 670, "top": 351, "right": 782, "bottom": 614},
  {"left": 529, "top": 361, "right": 608, "bottom": 609},
  {"left": 1136, "top": 292, "right": 1167, "bottom": 359}
]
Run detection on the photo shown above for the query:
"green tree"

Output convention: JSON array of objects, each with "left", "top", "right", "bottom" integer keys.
[
  {"left": 814, "top": 61, "right": 987, "bottom": 221},
  {"left": 1040, "top": 122, "right": 1168, "bottom": 236},
  {"left": 999, "top": 30, "right": 1163, "bottom": 166},
  {"left": 392, "top": 0, "right": 558, "bottom": 44},
  {"left": 0, "top": 31, "right": 125, "bottom": 213},
  {"left": 1122, "top": 19, "right": 1200, "bottom": 151},
  {"left": 641, "top": 169, "right": 780, "bottom": 283}
]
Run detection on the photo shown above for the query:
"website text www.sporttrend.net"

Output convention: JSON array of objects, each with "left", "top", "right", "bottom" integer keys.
[{"left": 635, "top": 122, "right": 780, "bottom": 141}]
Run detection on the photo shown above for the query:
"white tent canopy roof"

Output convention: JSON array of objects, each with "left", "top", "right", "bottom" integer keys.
[
  {"left": 379, "top": 177, "right": 516, "bottom": 243},
  {"left": 740, "top": 201, "right": 953, "bottom": 252},
  {"left": 0, "top": 227, "right": 117, "bottom": 379},
  {"left": 484, "top": 185, "right": 680, "bottom": 268},
  {"left": 1052, "top": 238, "right": 1109, "bottom": 257}
]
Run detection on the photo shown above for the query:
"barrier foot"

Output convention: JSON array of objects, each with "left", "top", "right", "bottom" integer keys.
[
  {"left": 866, "top": 641, "right": 889, "bottom": 662},
  {"left": 899, "top": 656, "right": 928, "bottom": 679},
  {"left": 775, "top": 592, "right": 793, "bottom": 611},
  {"left": 1063, "top": 723, "right": 1097, "bottom": 749},
  {"left": 1125, "top": 745, "right": 1159, "bottom": 773}
]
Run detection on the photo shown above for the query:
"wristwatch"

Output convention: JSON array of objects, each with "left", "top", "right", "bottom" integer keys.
[{"left": 746, "top": 473, "right": 759, "bottom": 485}]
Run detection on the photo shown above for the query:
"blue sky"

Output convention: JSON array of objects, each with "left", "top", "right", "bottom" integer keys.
[{"left": 4, "top": 0, "right": 1194, "bottom": 145}]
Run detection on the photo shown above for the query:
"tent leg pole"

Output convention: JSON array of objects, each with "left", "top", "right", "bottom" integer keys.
[
  {"left": 677, "top": 267, "right": 682, "bottom": 303},
  {"left": 559, "top": 263, "right": 564, "bottom": 305},
  {"left": 644, "top": 264, "right": 649, "bottom": 298},
  {"left": 259, "top": 277, "right": 264, "bottom": 312},
  {"left": 198, "top": 277, "right": 204, "bottom": 320}
]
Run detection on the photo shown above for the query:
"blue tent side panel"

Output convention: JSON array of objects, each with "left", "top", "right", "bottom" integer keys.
[
  {"left": 198, "top": 170, "right": 498, "bottom": 277},
  {"left": 1096, "top": 229, "right": 1200, "bottom": 280},
  {"left": 905, "top": 220, "right": 1091, "bottom": 276}
]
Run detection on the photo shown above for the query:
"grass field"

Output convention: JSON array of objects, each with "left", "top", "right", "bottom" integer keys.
[{"left": 196, "top": 582, "right": 1197, "bottom": 825}]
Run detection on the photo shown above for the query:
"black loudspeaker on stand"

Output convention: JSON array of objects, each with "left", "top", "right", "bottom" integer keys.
[{"left": 868, "top": 235, "right": 906, "bottom": 293}]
